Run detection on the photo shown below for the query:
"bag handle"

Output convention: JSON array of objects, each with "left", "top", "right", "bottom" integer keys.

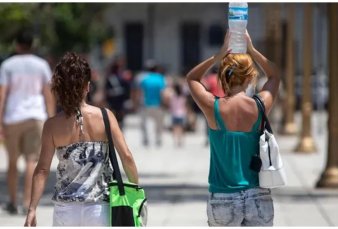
[
  {"left": 253, "top": 94, "right": 273, "bottom": 134},
  {"left": 101, "top": 107, "right": 125, "bottom": 196}
]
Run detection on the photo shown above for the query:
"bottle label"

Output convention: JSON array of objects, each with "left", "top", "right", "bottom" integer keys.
[{"left": 229, "top": 7, "right": 248, "bottom": 20}]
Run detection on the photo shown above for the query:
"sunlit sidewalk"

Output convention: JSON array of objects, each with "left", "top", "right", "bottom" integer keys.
[{"left": 0, "top": 111, "right": 337, "bottom": 226}]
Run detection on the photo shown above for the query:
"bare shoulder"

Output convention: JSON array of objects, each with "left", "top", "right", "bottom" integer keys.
[
  {"left": 84, "top": 105, "right": 117, "bottom": 126},
  {"left": 85, "top": 105, "right": 111, "bottom": 118},
  {"left": 43, "top": 112, "right": 65, "bottom": 132},
  {"left": 257, "top": 91, "right": 275, "bottom": 114}
]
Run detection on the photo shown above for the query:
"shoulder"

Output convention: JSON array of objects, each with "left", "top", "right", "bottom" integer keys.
[
  {"left": 41, "top": 116, "right": 58, "bottom": 138},
  {"left": 156, "top": 73, "right": 165, "bottom": 79},
  {"left": 86, "top": 105, "right": 114, "bottom": 122},
  {"left": 138, "top": 73, "right": 148, "bottom": 83},
  {"left": 44, "top": 112, "right": 65, "bottom": 129},
  {"left": 30, "top": 55, "right": 51, "bottom": 68},
  {"left": 0, "top": 55, "right": 17, "bottom": 68}
]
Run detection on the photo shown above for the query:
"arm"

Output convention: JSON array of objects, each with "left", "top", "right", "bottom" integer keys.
[
  {"left": 42, "top": 84, "right": 56, "bottom": 118},
  {"left": 132, "top": 87, "right": 142, "bottom": 111},
  {"left": 0, "top": 85, "right": 7, "bottom": 136},
  {"left": 186, "top": 32, "right": 231, "bottom": 112},
  {"left": 160, "top": 77, "right": 170, "bottom": 109},
  {"left": 130, "top": 75, "right": 143, "bottom": 111},
  {"left": 24, "top": 119, "right": 55, "bottom": 226},
  {"left": 186, "top": 57, "right": 218, "bottom": 111},
  {"left": 246, "top": 31, "right": 280, "bottom": 114},
  {"left": 108, "top": 110, "right": 138, "bottom": 184},
  {"left": 0, "top": 63, "right": 8, "bottom": 137},
  {"left": 41, "top": 61, "right": 56, "bottom": 118}
]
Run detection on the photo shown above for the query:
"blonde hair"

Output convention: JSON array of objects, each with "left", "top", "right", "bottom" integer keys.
[{"left": 218, "top": 53, "right": 258, "bottom": 93}]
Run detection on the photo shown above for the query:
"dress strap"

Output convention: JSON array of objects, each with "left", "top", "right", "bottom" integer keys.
[{"left": 214, "top": 97, "right": 226, "bottom": 130}]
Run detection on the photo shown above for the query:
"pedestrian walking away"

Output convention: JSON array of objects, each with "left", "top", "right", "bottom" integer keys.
[
  {"left": 134, "top": 60, "right": 167, "bottom": 147},
  {"left": 105, "top": 56, "right": 133, "bottom": 130},
  {"left": 23, "top": 52, "right": 139, "bottom": 226},
  {"left": 169, "top": 82, "right": 188, "bottom": 147},
  {"left": 0, "top": 30, "right": 55, "bottom": 215},
  {"left": 186, "top": 30, "right": 280, "bottom": 226}
]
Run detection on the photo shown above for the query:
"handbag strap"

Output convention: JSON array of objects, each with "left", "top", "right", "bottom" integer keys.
[
  {"left": 253, "top": 94, "right": 273, "bottom": 134},
  {"left": 101, "top": 107, "right": 125, "bottom": 196}
]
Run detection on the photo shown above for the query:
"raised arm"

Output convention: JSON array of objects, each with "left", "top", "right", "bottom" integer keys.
[
  {"left": 246, "top": 31, "right": 280, "bottom": 114},
  {"left": 107, "top": 110, "right": 139, "bottom": 184},
  {"left": 24, "top": 119, "right": 55, "bottom": 226},
  {"left": 186, "top": 32, "right": 231, "bottom": 113}
]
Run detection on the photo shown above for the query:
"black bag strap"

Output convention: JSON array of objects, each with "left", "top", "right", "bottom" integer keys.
[
  {"left": 101, "top": 107, "right": 125, "bottom": 196},
  {"left": 253, "top": 94, "right": 273, "bottom": 134}
]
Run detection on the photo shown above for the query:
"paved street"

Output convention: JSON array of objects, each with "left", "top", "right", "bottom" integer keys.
[{"left": 0, "top": 111, "right": 337, "bottom": 226}]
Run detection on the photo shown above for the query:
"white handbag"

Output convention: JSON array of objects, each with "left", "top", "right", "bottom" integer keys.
[{"left": 253, "top": 95, "right": 287, "bottom": 188}]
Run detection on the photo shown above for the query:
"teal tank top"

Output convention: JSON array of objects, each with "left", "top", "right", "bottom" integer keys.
[{"left": 208, "top": 97, "right": 262, "bottom": 193}]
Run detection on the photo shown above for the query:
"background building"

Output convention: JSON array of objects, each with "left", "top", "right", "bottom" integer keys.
[{"left": 104, "top": 3, "right": 328, "bottom": 77}]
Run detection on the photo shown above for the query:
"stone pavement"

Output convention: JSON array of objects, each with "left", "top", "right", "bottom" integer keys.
[{"left": 0, "top": 111, "right": 337, "bottom": 226}]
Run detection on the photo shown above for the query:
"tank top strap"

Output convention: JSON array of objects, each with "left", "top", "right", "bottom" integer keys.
[
  {"left": 251, "top": 97, "right": 263, "bottom": 132},
  {"left": 214, "top": 97, "right": 227, "bottom": 130}
]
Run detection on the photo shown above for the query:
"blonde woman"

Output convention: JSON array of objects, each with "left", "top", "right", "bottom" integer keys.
[{"left": 186, "top": 31, "right": 280, "bottom": 226}]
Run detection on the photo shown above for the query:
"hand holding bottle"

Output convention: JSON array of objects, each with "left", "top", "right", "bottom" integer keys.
[
  {"left": 245, "top": 30, "right": 255, "bottom": 54},
  {"left": 214, "top": 30, "right": 231, "bottom": 62}
]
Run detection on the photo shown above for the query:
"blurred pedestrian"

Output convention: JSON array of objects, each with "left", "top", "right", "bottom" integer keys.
[
  {"left": 0, "top": 30, "right": 55, "bottom": 214},
  {"left": 105, "top": 56, "right": 132, "bottom": 129},
  {"left": 186, "top": 31, "right": 280, "bottom": 226},
  {"left": 134, "top": 60, "right": 166, "bottom": 147},
  {"left": 24, "top": 52, "right": 139, "bottom": 226},
  {"left": 169, "top": 82, "right": 187, "bottom": 147},
  {"left": 203, "top": 66, "right": 226, "bottom": 98},
  {"left": 202, "top": 67, "right": 226, "bottom": 146}
]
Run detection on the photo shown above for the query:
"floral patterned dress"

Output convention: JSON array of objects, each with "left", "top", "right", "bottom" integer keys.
[{"left": 52, "top": 141, "right": 113, "bottom": 203}]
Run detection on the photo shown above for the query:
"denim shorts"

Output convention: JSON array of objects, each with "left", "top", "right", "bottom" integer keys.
[
  {"left": 207, "top": 187, "right": 274, "bottom": 226},
  {"left": 53, "top": 202, "right": 109, "bottom": 226},
  {"left": 172, "top": 116, "right": 185, "bottom": 126}
]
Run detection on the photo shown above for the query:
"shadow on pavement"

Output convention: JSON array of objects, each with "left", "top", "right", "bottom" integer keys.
[
  {"left": 2, "top": 170, "right": 337, "bottom": 208},
  {"left": 0, "top": 171, "right": 207, "bottom": 206},
  {"left": 143, "top": 184, "right": 208, "bottom": 203},
  {"left": 272, "top": 188, "right": 338, "bottom": 202},
  {"left": 0, "top": 171, "right": 56, "bottom": 207}
]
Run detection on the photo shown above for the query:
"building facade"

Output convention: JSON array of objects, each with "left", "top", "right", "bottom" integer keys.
[{"left": 104, "top": 3, "right": 328, "bottom": 78}]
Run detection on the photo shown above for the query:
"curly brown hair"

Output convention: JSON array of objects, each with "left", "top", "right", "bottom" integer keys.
[{"left": 51, "top": 52, "right": 91, "bottom": 117}]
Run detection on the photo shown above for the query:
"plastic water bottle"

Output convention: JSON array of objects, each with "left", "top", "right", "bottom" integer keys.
[{"left": 228, "top": 2, "right": 248, "bottom": 53}]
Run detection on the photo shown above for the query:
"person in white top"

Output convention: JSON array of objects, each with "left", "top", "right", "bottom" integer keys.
[{"left": 0, "top": 30, "right": 55, "bottom": 214}]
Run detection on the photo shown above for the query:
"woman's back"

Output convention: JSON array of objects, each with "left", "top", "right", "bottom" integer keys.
[
  {"left": 25, "top": 52, "right": 139, "bottom": 227},
  {"left": 209, "top": 94, "right": 259, "bottom": 132},
  {"left": 51, "top": 105, "right": 107, "bottom": 148},
  {"left": 49, "top": 105, "right": 114, "bottom": 203},
  {"left": 185, "top": 31, "right": 279, "bottom": 227},
  {"left": 208, "top": 94, "right": 262, "bottom": 193}
]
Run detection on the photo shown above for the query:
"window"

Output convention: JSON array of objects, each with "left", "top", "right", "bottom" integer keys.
[{"left": 208, "top": 24, "right": 224, "bottom": 46}]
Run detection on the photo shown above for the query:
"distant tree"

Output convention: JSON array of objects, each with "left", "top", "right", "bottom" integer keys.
[{"left": 0, "top": 3, "right": 113, "bottom": 58}]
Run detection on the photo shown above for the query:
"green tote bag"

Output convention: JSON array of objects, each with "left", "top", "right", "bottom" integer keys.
[{"left": 101, "top": 108, "right": 148, "bottom": 227}]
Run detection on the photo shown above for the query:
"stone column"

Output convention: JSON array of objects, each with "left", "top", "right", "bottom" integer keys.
[
  {"left": 295, "top": 3, "right": 317, "bottom": 153},
  {"left": 316, "top": 3, "right": 338, "bottom": 188},
  {"left": 282, "top": 3, "right": 297, "bottom": 135}
]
